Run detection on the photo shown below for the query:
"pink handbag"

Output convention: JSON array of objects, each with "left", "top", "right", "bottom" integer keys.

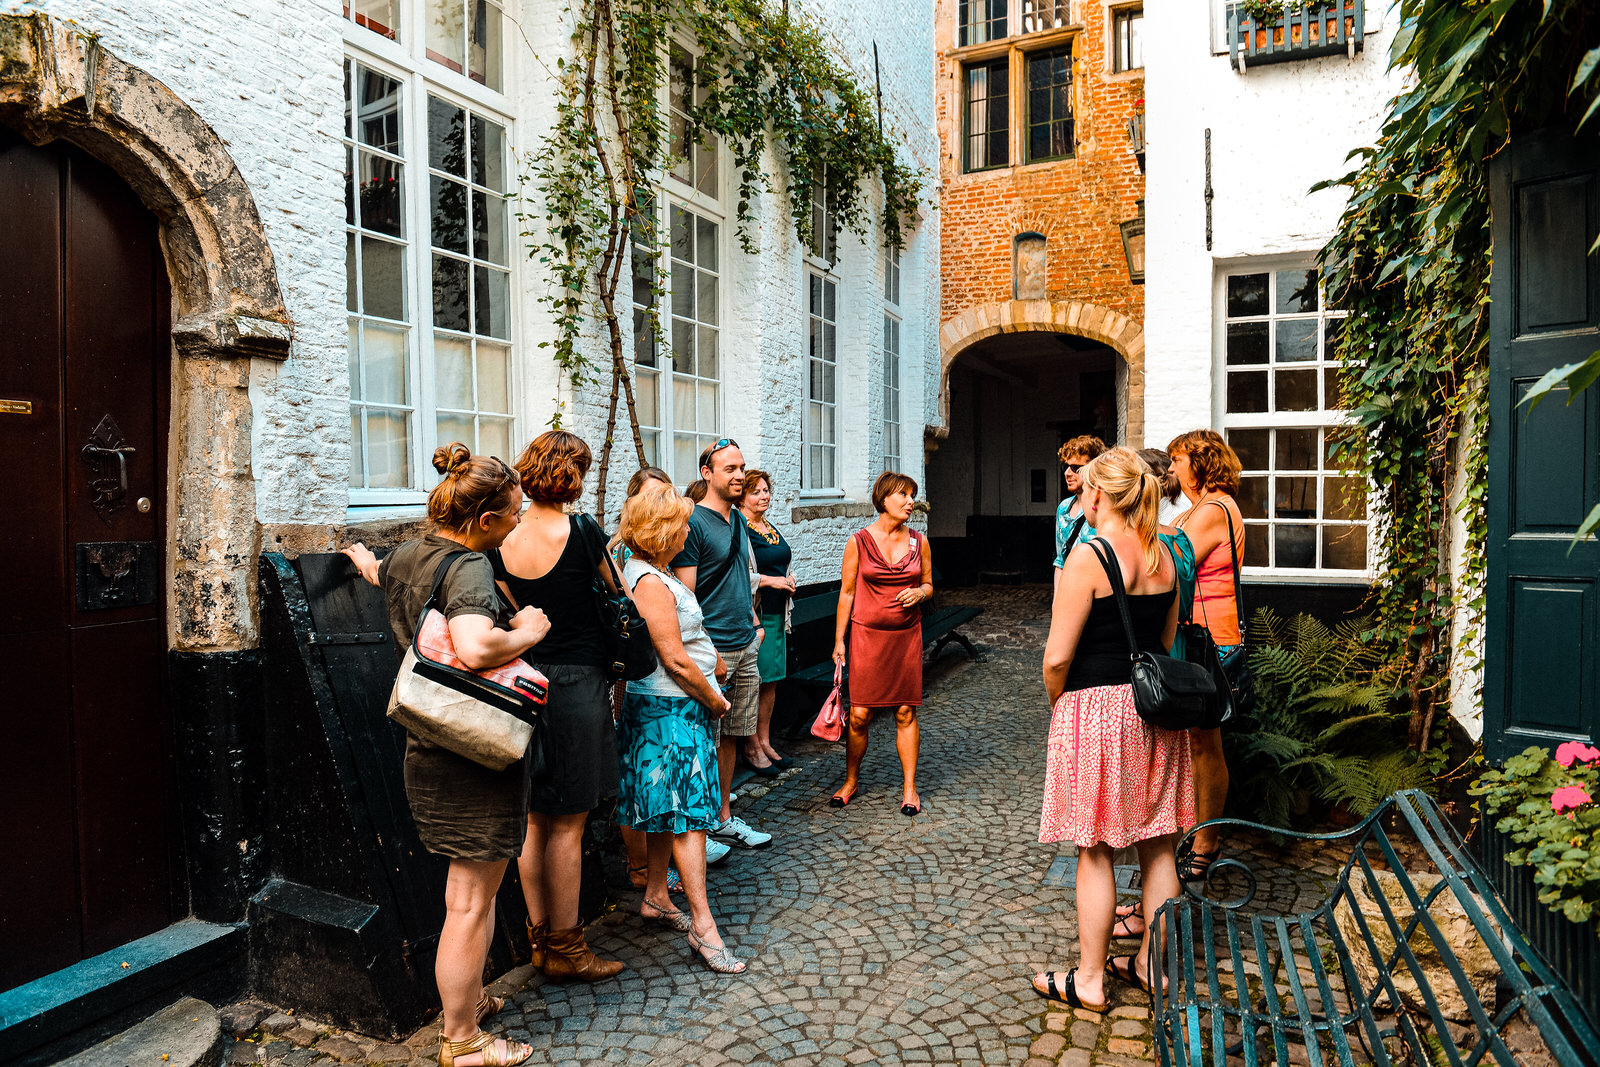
[{"left": 810, "top": 665, "right": 845, "bottom": 742}]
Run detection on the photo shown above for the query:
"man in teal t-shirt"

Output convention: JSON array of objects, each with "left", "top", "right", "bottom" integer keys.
[{"left": 1053, "top": 435, "right": 1105, "bottom": 589}]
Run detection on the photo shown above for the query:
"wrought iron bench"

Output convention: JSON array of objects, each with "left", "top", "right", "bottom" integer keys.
[{"left": 1151, "top": 790, "right": 1599, "bottom": 1067}]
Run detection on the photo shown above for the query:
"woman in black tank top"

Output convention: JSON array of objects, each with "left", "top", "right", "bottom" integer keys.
[
  {"left": 1032, "top": 447, "right": 1191, "bottom": 1012},
  {"left": 490, "top": 431, "right": 624, "bottom": 984}
]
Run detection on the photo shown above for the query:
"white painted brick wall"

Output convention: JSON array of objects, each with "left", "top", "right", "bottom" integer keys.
[
  {"left": 1142, "top": 0, "right": 1405, "bottom": 448},
  {"left": 33, "top": 0, "right": 936, "bottom": 584},
  {"left": 26, "top": 0, "right": 352, "bottom": 527}
]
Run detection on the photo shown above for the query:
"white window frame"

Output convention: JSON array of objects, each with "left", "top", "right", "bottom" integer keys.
[
  {"left": 1214, "top": 258, "right": 1370, "bottom": 582},
  {"left": 628, "top": 39, "right": 727, "bottom": 486},
  {"left": 803, "top": 268, "right": 840, "bottom": 493},
  {"left": 882, "top": 311, "right": 902, "bottom": 474},
  {"left": 345, "top": 15, "right": 516, "bottom": 510}
]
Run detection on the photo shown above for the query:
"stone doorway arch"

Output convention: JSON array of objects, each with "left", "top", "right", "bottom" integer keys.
[
  {"left": 1, "top": 13, "right": 292, "bottom": 650},
  {"left": 932, "top": 298, "right": 1146, "bottom": 448}
]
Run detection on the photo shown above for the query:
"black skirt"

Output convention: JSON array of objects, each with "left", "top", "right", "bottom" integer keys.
[{"left": 526, "top": 662, "right": 619, "bottom": 816}]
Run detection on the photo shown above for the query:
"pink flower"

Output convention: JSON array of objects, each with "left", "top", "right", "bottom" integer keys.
[
  {"left": 1551, "top": 785, "right": 1593, "bottom": 814},
  {"left": 1554, "top": 741, "right": 1600, "bottom": 767}
]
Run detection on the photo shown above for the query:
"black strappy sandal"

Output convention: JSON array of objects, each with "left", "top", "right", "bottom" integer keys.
[
  {"left": 1111, "top": 904, "right": 1144, "bottom": 940},
  {"left": 1108, "top": 954, "right": 1152, "bottom": 994},
  {"left": 1031, "top": 969, "right": 1107, "bottom": 1011},
  {"left": 1176, "top": 844, "right": 1219, "bottom": 883}
]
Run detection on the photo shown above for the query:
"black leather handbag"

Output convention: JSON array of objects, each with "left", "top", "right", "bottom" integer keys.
[
  {"left": 576, "top": 515, "right": 659, "bottom": 683},
  {"left": 1088, "top": 539, "right": 1222, "bottom": 732}
]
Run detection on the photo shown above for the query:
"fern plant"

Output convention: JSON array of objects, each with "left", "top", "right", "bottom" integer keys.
[{"left": 1224, "top": 609, "right": 1429, "bottom": 829}]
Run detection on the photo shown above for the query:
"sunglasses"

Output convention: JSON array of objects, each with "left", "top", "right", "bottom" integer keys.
[
  {"left": 1064, "top": 463, "right": 1084, "bottom": 473},
  {"left": 712, "top": 437, "right": 738, "bottom": 452}
]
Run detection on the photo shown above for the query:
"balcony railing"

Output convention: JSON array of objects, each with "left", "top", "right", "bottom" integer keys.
[{"left": 1226, "top": 2, "right": 1364, "bottom": 72}]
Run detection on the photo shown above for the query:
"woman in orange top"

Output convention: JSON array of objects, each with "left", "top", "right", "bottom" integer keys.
[{"left": 1169, "top": 430, "right": 1245, "bottom": 883}]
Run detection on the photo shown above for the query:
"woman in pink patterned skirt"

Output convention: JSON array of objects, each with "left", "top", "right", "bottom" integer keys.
[{"left": 1033, "top": 447, "right": 1193, "bottom": 1011}]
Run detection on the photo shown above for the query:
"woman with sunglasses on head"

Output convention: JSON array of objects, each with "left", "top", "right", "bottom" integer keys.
[
  {"left": 343, "top": 444, "right": 549, "bottom": 1067},
  {"left": 1033, "top": 447, "right": 1191, "bottom": 1011},
  {"left": 488, "top": 429, "right": 625, "bottom": 984}
]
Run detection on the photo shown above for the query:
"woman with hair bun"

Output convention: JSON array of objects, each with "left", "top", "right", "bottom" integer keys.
[
  {"left": 344, "top": 443, "right": 549, "bottom": 1067},
  {"left": 1033, "top": 447, "right": 1190, "bottom": 1011},
  {"left": 488, "top": 429, "right": 625, "bottom": 984}
]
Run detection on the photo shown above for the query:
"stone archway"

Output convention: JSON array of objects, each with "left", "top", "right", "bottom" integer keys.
[
  {"left": 1, "top": 13, "right": 292, "bottom": 650},
  {"left": 933, "top": 298, "right": 1146, "bottom": 447}
]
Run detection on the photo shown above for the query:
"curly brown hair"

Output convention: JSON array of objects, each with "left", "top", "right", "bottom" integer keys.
[
  {"left": 1166, "top": 429, "right": 1241, "bottom": 495},
  {"left": 1057, "top": 435, "right": 1106, "bottom": 464},
  {"left": 514, "top": 430, "right": 592, "bottom": 504}
]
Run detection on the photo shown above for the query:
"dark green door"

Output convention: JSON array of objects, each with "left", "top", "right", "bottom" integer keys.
[{"left": 1485, "top": 128, "right": 1600, "bottom": 762}]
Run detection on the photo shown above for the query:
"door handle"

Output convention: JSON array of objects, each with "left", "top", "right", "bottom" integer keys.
[{"left": 83, "top": 445, "right": 136, "bottom": 495}]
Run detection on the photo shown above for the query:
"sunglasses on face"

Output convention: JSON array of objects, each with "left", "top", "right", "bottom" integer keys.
[{"left": 1064, "top": 463, "right": 1084, "bottom": 473}]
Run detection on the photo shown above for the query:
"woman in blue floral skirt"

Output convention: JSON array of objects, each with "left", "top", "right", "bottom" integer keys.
[{"left": 616, "top": 483, "right": 748, "bottom": 975}]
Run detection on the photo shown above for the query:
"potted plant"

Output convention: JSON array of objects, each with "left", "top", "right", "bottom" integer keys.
[
  {"left": 1471, "top": 743, "right": 1600, "bottom": 930},
  {"left": 1232, "top": 0, "right": 1361, "bottom": 55}
]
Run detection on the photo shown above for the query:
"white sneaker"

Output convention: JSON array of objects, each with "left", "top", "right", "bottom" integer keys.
[
  {"left": 705, "top": 836, "right": 732, "bottom": 866},
  {"left": 712, "top": 815, "right": 772, "bottom": 849}
]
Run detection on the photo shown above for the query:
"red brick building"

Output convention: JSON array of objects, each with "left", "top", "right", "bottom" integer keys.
[{"left": 926, "top": 0, "right": 1145, "bottom": 576}]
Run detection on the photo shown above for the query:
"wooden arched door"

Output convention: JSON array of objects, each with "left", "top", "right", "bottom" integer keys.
[{"left": 0, "top": 128, "right": 177, "bottom": 990}]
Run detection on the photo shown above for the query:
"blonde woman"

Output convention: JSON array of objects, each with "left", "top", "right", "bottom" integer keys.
[
  {"left": 616, "top": 485, "right": 747, "bottom": 974},
  {"left": 1034, "top": 447, "right": 1191, "bottom": 1010}
]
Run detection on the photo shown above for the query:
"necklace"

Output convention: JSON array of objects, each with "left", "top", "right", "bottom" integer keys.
[{"left": 753, "top": 519, "right": 780, "bottom": 545}]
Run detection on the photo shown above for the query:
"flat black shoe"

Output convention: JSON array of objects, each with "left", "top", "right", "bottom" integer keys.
[
  {"left": 744, "top": 759, "right": 781, "bottom": 778},
  {"left": 1032, "top": 969, "right": 1106, "bottom": 1012},
  {"left": 900, "top": 803, "right": 920, "bottom": 817}
]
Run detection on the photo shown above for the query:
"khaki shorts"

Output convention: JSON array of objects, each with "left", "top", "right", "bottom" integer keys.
[{"left": 713, "top": 635, "right": 762, "bottom": 739}]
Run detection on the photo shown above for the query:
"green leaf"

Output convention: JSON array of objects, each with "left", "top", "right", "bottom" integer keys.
[
  {"left": 1571, "top": 503, "right": 1600, "bottom": 549},
  {"left": 1573, "top": 46, "right": 1600, "bottom": 95},
  {"left": 1519, "top": 354, "right": 1600, "bottom": 413}
]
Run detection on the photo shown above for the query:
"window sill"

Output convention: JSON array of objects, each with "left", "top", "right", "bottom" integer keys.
[
  {"left": 803, "top": 254, "right": 837, "bottom": 275},
  {"left": 1241, "top": 569, "right": 1371, "bottom": 585},
  {"left": 948, "top": 25, "right": 1081, "bottom": 62},
  {"left": 346, "top": 502, "right": 428, "bottom": 525},
  {"left": 791, "top": 500, "right": 877, "bottom": 523}
]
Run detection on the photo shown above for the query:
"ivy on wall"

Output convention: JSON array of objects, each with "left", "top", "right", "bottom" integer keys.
[
  {"left": 522, "top": 0, "right": 926, "bottom": 517},
  {"left": 1316, "top": 0, "right": 1599, "bottom": 755}
]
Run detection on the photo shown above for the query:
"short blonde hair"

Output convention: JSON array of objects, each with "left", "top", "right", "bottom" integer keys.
[{"left": 618, "top": 483, "right": 694, "bottom": 560}]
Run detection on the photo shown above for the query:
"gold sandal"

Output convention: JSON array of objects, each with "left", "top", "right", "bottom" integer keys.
[
  {"left": 474, "top": 992, "right": 503, "bottom": 1025},
  {"left": 438, "top": 1029, "right": 532, "bottom": 1067}
]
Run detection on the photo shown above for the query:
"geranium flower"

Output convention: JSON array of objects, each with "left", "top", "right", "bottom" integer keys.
[
  {"left": 1554, "top": 741, "right": 1600, "bottom": 767},
  {"left": 1550, "top": 785, "right": 1593, "bottom": 814}
]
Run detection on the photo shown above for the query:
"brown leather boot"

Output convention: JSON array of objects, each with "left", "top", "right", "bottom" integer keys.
[
  {"left": 542, "top": 923, "right": 624, "bottom": 982},
  {"left": 526, "top": 917, "right": 548, "bottom": 972}
]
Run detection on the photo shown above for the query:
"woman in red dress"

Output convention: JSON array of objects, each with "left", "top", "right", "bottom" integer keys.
[{"left": 829, "top": 471, "right": 934, "bottom": 816}]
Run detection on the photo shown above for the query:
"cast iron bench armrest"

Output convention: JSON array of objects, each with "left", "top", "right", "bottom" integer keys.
[{"left": 1150, "top": 790, "right": 1600, "bottom": 1067}]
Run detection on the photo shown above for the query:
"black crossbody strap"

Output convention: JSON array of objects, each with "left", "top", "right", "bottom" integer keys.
[
  {"left": 1066, "top": 513, "right": 1087, "bottom": 555},
  {"left": 1087, "top": 538, "right": 1141, "bottom": 660},
  {"left": 425, "top": 550, "right": 471, "bottom": 610},
  {"left": 576, "top": 513, "right": 626, "bottom": 594}
]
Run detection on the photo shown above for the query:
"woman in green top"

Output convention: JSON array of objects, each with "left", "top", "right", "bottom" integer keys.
[
  {"left": 344, "top": 444, "right": 548, "bottom": 1067},
  {"left": 738, "top": 469, "right": 796, "bottom": 774}
]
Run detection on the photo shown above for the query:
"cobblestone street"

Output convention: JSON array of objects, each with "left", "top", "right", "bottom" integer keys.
[{"left": 222, "top": 585, "right": 1344, "bottom": 1067}]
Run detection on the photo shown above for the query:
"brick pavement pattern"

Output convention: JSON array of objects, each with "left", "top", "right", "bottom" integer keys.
[{"left": 221, "top": 585, "right": 1347, "bottom": 1067}]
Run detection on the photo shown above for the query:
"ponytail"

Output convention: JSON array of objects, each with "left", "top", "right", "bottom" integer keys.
[{"left": 1082, "top": 448, "right": 1165, "bottom": 575}]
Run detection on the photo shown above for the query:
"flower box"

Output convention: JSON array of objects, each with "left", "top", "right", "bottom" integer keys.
[{"left": 1226, "top": 2, "right": 1365, "bottom": 72}]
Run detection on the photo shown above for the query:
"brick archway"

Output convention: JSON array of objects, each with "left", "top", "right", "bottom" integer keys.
[
  {"left": 932, "top": 299, "right": 1145, "bottom": 448},
  {"left": 2, "top": 13, "right": 292, "bottom": 650}
]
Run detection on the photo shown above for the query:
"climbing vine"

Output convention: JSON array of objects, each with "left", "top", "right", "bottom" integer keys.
[
  {"left": 521, "top": 0, "right": 926, "bottom": 517},
  {"left": 1317, "top": 0, "right": 1599, "bottom": 756}
]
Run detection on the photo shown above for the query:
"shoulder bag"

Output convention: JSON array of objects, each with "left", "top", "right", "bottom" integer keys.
[
  {"left": 811, "top": 665, "right": 845, "bottom": 742},
  {"left": 1086, "top": 538, "right": 1222, "bottom": 732},
  {"left": 387, "top": 551, "right": 549, "bottom": 771},
  {"left": 691, "top": 509, "right": 746, "bottom": 602},
  {"left": 575, "top": 514, "right": 659, "bottom": 683}
]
